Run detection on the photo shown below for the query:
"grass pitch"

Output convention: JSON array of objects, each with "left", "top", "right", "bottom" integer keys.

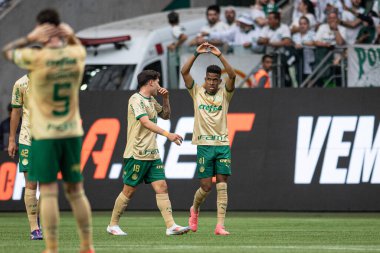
[{"left": 1, "top": 211, "right": 380, "bottom": 253}]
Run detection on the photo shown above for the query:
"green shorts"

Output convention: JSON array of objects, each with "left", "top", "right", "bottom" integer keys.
[
  {"left": 28, "top": 137, "right": 83, "bottom": 183},
  {"left": 19, "top": 144, "right": 31, "bottom": 173},
  {"left": 123, "top": 158, "right": 165, "bottom": 187},
  {"left": 196, "top": 145, "right": 232, "bottom": 179}
]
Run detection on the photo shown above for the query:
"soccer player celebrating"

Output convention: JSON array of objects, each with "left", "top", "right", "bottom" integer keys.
[
  {"left": 106, "top": 70, "right": 190, "bottom": 236},
  {"left": 181, "top": 42, "right": 236, "bottom": 235},
  {"left": 3, "top": 9, "right": 94, "bottom": 253},
  {"left": 8, "top": 74, "right": 43, "bottom": 240}
]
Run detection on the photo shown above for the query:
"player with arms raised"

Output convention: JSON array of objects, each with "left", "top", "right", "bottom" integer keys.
[
  {"left": 3, "top": 9, "right": 94, "bottom": 253},
  {"left": 181, "top": 42, "right": 236, "bottom": 235}
]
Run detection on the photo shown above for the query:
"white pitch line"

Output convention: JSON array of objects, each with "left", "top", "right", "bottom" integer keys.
[
  {"left": 2, "top": 244, "right": 379, "bottom": 252},
  {"left": 54, "top": 245, "right": 380, "bottom": 252}
]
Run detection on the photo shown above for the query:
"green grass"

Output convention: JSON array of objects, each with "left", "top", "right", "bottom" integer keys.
[{"left": 1, "top": 211, "right": 380, "bottom": 253}]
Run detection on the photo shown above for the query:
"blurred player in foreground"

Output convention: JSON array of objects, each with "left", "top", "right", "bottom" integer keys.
[{"left": 3, "top": 8, "right": 94, "bottom": 253}]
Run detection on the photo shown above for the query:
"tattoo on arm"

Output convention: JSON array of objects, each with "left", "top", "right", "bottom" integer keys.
[
  {"left": 2, "top": 37, "right": 30, "bottom": 60},
  {"left": 158, "top": 99, "right": 171, "bottom": 120}
]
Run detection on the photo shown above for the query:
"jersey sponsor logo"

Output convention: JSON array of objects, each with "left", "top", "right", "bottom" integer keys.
[
  {"left": 47, "top": 121, "right": 77, "bottom": 131},
  {"left": 219, "top": 159, "right": 231, "bottom": 164},
  {"left": 46, "top": 57, "right": 77, "bottom": 67},
  {"left": 198, "top": 104, "right": 222, "bottom": 113},
  {"left": 0, "top": 113, "right": 255, "bottom": 201},
  {"left": 46, "top": 71, "right": 80, "bottom": 81},
  {"left": 14, "top": 87, "right": 21, "bottom": 104},
  {"left": 71, "top": 164, "right": 81, "bottom": 172},
  {"left": 142, "top": 149, "right": 159, "bottom": 155},
  {"left": 197, "top": 134, "right": 228, "bottom": 141},
  {"left": 295, "top": 116, "right": 380, "bottom": 184}
]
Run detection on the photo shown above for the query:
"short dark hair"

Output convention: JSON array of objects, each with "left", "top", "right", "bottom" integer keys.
[
  {"left": 207, "top": 5, "right": 221, "bottom": 15},
  {"left": 168, "top": 11, "right": 179, "bottom": 25},
  {"left": 269, "top": 11, "right": 281, "bottom": 21},
  {"left": 299, "top": 15, "right": 310, "bottom": 25},
  {"left": 36, "top": 9, "right": 60, "bottom": 26},
  {"left": 206, "top": 65, "right": 222, "bottom": 76},
  {"left": 262, "top": 54, "right": 272, "bottom": 62},
  {"left": 137, "top": 70, "right": 160, "bottom": 89},
  {"left": 302, "top": 0, "right": 315, "bottom": 16}
]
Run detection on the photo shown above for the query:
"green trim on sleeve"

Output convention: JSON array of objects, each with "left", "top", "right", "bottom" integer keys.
[
  {"left": 187, "top": 80, "right": 195, "bottom": 90},
  {"left": 136, "top": 113, "right": 148, "bottom": 120},
  {"left": 11, "top": 104, "right": 22, "bottom": 108}
]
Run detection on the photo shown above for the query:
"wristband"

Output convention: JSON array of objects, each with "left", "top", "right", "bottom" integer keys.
[
  {"left": 217, "top": 53, "right": 222, "bottom": 58},
  {"left": 163, "top": 130, "right": 170, "bottom": 137},
  {"left": 194, "top": 51, "right": 200, "bottom": 57}
]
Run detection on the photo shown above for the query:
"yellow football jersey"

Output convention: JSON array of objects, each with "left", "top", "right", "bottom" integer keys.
[
  {"left": 13, "top": 45, "right": 86, "bottom": 140},
  {"left": 123, "top": 93, "right": 163, "bottom": 160},
  {"left": 11, "top": 75, "right": 31, "bottom": 145},
  {"left": 188, "top": 83, "right": 234, "bottom": 145}
]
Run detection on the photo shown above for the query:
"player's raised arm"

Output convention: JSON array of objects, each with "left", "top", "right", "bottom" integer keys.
[
  {"left": 2, "top": 24, "right": 57, "bottom": 61},
  {"left": 208, "top": 44, "right": 236, "bottom": 92},
  {"left": 59, "top": 23, "right": 82, "bottom": 45},
  {"left": 157, "top": 87, "right": 171, "bottom": 120},
  {"left": 181, "top": 42, "right": 209, "bottom": 89}
]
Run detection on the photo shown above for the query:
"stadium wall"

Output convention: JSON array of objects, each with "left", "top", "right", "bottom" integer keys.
[{"left": 1, "top": 89, "right": 380, "bottom": 211}]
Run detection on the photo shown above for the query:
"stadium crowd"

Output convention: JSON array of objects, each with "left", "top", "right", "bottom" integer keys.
[{"left": 169, "top": 0, "right": 380, "bottom": 87}]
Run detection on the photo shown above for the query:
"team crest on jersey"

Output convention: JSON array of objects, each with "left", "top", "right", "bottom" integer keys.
[
  {"left": 199, "top": 166, "right": 205, "bottom": 173},
  {"left": 131, "top": 173, "right": 138, "bottom": 180},
  {"left": 22, "top": 158, "right": 28, "bottom": 166}
]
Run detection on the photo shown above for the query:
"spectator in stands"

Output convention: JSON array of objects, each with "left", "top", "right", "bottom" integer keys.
[
  {"left": 224, "top": 6, "right": 237, "bottom": 29},
  {"left": 264, "top": 0, "right": 279, "bottom": 15},
  {"left": 291, "top": 0, "right": 317, "bottom": 34},
  {"left": 189, "top": 5, "right": 228, "bottom": 46},
  {"left": 313, "top": 0, "right": 344, "bottom": 24},
  {"left": 292, "top": 16, "right": 316, "bottom": 82},
  {"left": 258, "top": 11, "right": 292, "bottom": 53},
  {"left": 253, "top": 54, "right": 273, "bottom": 88},
  {"left": 372, "top": 0, "right": 379, "bottom": 13},
  {"left": 251, "top": 0, "right": 268, "bottom": 32},
  {"left": 167, "top": 11, "right": 188, "bottom": 52},
  {"left": 258, "top": 12, "right": 293, "bottom": 87},
  {"left": 167, "top": 11, "right": 188, "bottom": 88},
  {"left": 357, "top": 10, "right": 379, "bottom": 44},
  {"left": 339, "top": 0, "right": 365, "bottom": 45},
  {"left": 0, "top": 103, "right": 12, "bottom": 151},
  {"left": 314, "top": 10, "right": 346, "bottom": 86},
  {"left": 312, "top": 0, "right": 328, "bottom": 24},
  {"left": 326, "top": 0, "right": 344, "bottom": 15},
  {"left": 206, "top": 13, "right": 261, "bottom": 51},
  {"left": 315, "top": 10, "right": 346, "bottom": 47}
]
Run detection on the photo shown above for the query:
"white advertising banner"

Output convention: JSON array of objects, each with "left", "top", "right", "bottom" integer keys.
[{"left": 348, "top": 44, "right": 380, "bottom": 87}]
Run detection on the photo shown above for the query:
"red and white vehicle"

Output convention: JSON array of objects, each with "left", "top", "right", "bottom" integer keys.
[{"left": 76, "top": 7, "right": 253, "bottom": 90}]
